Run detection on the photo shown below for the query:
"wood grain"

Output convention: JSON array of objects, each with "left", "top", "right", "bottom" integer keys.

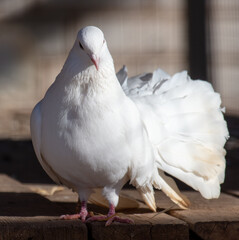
[
  {"left": 165, "top": 191, "right": 239, "bottom": 240},
  {"left": 88, "top": 213, "right": 188, "bottom": 240},
  {"left": 1, "top": 174, "right": 239, "bottom": 240}
]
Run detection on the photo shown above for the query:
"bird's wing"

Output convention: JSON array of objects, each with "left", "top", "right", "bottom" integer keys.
[
  {"left": 30, "top": 102, "right": 63, "bottom": 185},
  {"left": 122, "top": 68, "right": 229, "bottom": 200}
]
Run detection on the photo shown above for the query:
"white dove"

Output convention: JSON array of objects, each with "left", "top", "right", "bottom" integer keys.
[{"left": 30, "top": 26, "right": 229, "bottom": 225}]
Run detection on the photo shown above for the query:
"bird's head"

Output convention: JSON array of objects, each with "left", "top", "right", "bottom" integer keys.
[
  {"left": 62, "top": 26, "right": 115, "bottom": 81},
  {"left": 75, "top": 26, "right": 108, "bottom": 71}
]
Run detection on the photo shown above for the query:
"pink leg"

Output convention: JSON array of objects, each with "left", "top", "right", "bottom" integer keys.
[
  {"left": 86, "top": 203, "right": 134, "bottom": 226},
  {"left": 60, "top": 200, "right": 88, "bottom": 222}
]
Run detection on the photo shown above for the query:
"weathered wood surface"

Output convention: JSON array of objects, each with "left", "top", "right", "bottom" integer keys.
[
  {"left": 0, "top": 174, "right": 239, "bottom": 240},
  {"left": 167, "top": 192, "right": 239, "bottom": 240}
]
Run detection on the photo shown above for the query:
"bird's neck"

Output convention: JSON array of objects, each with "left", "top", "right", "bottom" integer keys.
[
  {"left": 54, "top": 47, "right": 122, "bottom": 103},
  {"left": 59, "top": 46, "right": 116, "bottom": 88}
]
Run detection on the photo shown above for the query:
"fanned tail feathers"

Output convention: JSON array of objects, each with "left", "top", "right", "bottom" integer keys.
[{"left": 119, "top": 67, "right": 229, "bottom": 208}]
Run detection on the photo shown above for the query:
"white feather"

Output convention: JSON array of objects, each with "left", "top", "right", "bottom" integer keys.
[
  {"left": 31, "top": 26, "right": 229, "bottom": 216},
  {"left": 121, "top": 67, "right": 229, "bottom": 200}
]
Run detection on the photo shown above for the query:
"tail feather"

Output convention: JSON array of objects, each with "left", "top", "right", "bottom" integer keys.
[
  {"left": 126, "top": 69, "right": 228, "bottom": 202},
  {"left": 153, "top": 170, "right": 190, "bottom": 209},
  {"left": 157, "top": 157, "right": 223, "bottom": 199},
  {"left": 138, "top": 189, "right": 157, "bottom": 212}
]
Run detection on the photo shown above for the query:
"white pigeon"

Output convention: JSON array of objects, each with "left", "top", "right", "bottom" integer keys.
[{"left": 30, "top": 26, "right": 229, "bottom": 225}]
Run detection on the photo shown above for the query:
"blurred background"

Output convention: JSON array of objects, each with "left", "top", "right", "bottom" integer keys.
[{"left": 0, "top": 0, "right": 238, "bottom": 190}]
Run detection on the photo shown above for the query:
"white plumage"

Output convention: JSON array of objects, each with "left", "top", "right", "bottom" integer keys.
[
  {"left": 119, "top": 67, "right": 228, "bottom": 201},
  {"left": 30, "top": 26, "right": 229, "bottom": 223}
]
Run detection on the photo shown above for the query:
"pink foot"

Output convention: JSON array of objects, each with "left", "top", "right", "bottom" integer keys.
[
  {"left": 60, "top": 213, "right": 84, "bottom": 220},
  {"left": 105, "top": 215, "right": 134, "bottom": 226},
  {"left": 86, "top": 213, "right": 134, "bottom": 226},
  {"left": 60, "top": 201, "right": 88, "bottom": 222},
  {"left": 86, "top": 204, "right": 134, "bottom": 226},
  {"left": 86, "top": 214, "right": 109, "bottom": 222}
]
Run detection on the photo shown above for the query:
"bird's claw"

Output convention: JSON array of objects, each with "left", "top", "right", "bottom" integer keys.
[
  {"left": 60, "top": 213, "right": 82, "bottom": 220},
  {"left": 60, "top": 211, "right": 89, "bottom": 222},
  {"left": 106, "top": 215, "right": 134, "bottom": 226},
  {"left": 86, "top": 213, "right": 134, "bottom": 226}
]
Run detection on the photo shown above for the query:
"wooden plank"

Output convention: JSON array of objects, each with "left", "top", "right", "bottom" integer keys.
[
  {"left": 88, "top": 212, "right": 188, "bottom": 240},
  {"left": 164, "top": 191, "right": 239, "bottom": 240},
  {"left": 1, "top": 175, "right": 189, "bottom": 240},
  {"left": 123, "top": 189, "right": 239, "bottom": 239},
  {"left": 0, "top": 217, "right": 87, "bottom": 240},
  {"left": 0, "top": 174, "right": 87, "bottom": 240},
  {"left": 4, "top": 174, "right": 239, "bottom": 240},
  {"left": 0, "top": 174, "right": 30, "bottom": 193},
  {"left": 25, "top": 183, "right": 78, "bottom": 203},
  {"left": 0, "top": 185, "right": 71, "bottom": 217},
  {"left": 86, "top": 189, "right": 188, "bottom": 240},
  {"left": 13, "top": 174, "right": 239, "bottom": 240},
  {"left": 28, "top": 185, "right": 189, "bottom": 239},
  {"left": 223, "top": 190, "right": 239, "bottom": 198}
]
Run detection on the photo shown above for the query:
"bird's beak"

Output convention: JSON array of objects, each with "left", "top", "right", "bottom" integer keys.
[{"left": 90, "top": 54, "right": 99, "bottom": 71}]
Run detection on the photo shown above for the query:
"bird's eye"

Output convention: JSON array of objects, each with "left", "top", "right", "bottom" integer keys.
[
  {"left": 79, "top": 42, "right": 84, "bottom": 50},
  {"left": 103, "top": 39, "right": 105, "bottom": 45}
]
